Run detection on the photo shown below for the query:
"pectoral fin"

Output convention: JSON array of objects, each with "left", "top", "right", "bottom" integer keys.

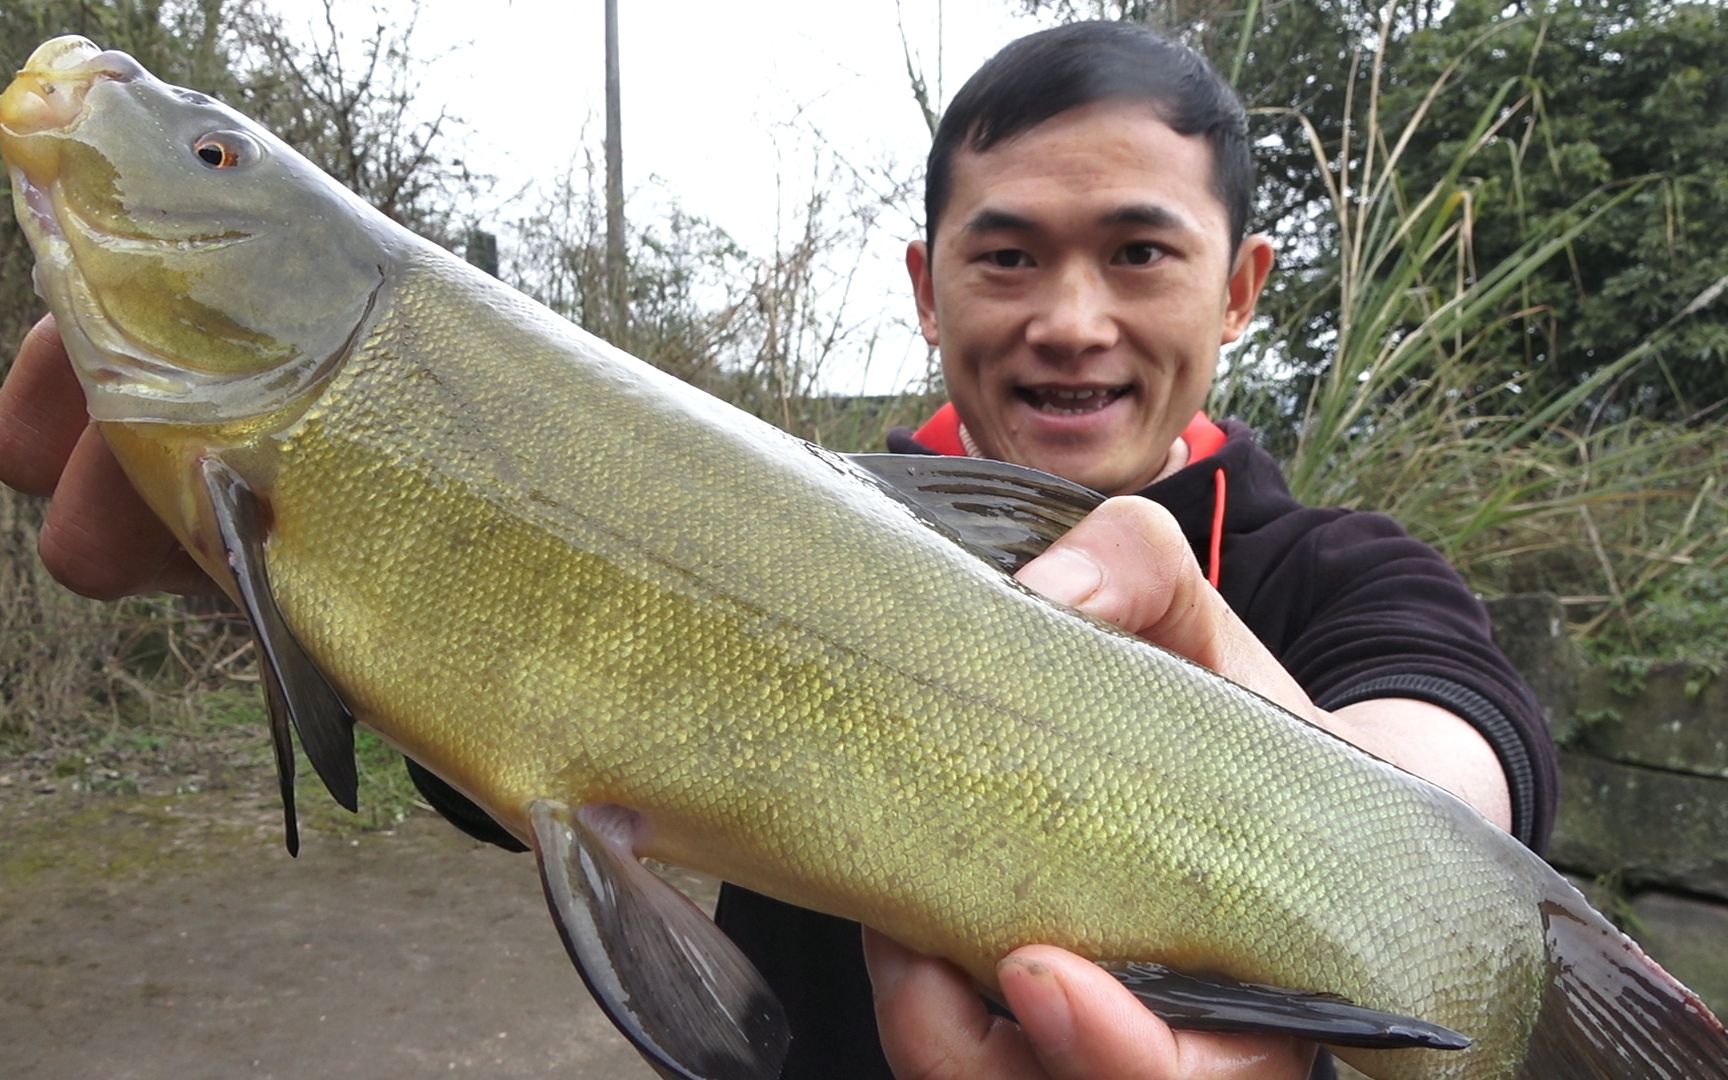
[
  {"left": 845, "top": 453, "right": 1104, "bottom": 575},
  {"left": 528, "top": 799, "right": 788, "bottom": 1080},
  {"left": 1104, "top": 962, "right": 1470, "bottom": 1051},
  {"left": 202, "top": 457, "right": 357, "bottom": 855}
]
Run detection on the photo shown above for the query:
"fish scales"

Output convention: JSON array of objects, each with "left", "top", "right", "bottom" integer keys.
[
  {"left": 4, "top": 36, "right": 1722, "bottom": 1080},
  {"left": 254, "top": 250, "right": 1542, "bottom": 1077}
]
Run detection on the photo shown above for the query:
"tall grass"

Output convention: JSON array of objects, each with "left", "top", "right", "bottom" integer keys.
[{"left": 1215, "top": 12, "right": 1726, "bottom": 665}]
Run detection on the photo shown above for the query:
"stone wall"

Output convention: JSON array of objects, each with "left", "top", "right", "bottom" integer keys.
[{"left": 1486, "top": 594, "right": 1728, "bottom": 1016}]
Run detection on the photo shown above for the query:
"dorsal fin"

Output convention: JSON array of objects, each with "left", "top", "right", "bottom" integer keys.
[{"left": 845, "top": 453, "right": 1104, "bottom": 575}]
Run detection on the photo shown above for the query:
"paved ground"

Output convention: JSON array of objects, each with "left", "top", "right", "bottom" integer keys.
[{"left": 0, "top": 780, "right": 715, "bottom": 1079}]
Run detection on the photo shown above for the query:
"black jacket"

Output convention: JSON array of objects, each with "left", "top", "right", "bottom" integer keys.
[{"left": 414, "top": 419, "right": 1558, "bottom": 1079}]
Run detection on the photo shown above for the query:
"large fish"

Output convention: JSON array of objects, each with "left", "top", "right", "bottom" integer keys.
[{"left": 2, "top": 36, "right": 1724, "bottom": 1080}]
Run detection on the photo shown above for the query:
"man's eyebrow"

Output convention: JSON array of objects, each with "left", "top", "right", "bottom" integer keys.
[
  {"left": 1103, "top": 203, "right": 1193, "bottom": 232},
  {"left": 962, "top": 204, "right": 1200, "bottom": 236},
  {"left": 963, "top": 208, "right": 1038, "bottom": 235}
]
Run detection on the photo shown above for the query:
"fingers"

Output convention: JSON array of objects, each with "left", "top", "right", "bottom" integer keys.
[
  {"left": 1016, "top": 496, "right": 1205, "bottom": 646},
  {"left": 1015, "top": 497, "right": 1317, "bottom": 719},
  {"left": 865, "top": 930, "right": 1043, "bottom": 1080},
  {"left": 997, "top": 945, "right": 1171, "bottom": 1079},
  {"left": 0, "top": 315, "right": 86, "bottom": 496},
  {"left": 867, "top": 931, "right": 1318, "bottom": 1080},
  {"left": 2, "top": 317, "right": 210, "bottom": 598},
  {"left": 1001, "top": 947, "right": 1315, "bottom": 1080}
]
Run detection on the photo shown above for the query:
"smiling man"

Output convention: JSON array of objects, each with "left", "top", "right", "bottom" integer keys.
[
  {"left": 905, "top": 101, "right": 1263, "bottom": 499},
  {"left": 0, "top": 19, "right": 1557, "bottom": 1080}
]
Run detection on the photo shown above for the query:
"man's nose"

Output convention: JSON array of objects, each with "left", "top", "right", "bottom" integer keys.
[{"left": 1024, "top": 261, "right": 1119, "bottom": 357}]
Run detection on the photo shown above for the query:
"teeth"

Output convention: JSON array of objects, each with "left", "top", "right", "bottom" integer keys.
[{"left": 1026, "top": 386, "right": 1123, "bottom": 415}]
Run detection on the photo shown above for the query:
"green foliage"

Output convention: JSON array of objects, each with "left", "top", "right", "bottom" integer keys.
[
  {"left": 1386, "top": 0, "right": 1728, "bottom": 415},
  {"left": 1206, "top": 4, "right": 1726, "bottom": 666}
]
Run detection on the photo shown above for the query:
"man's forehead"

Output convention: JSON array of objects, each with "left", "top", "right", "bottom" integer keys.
[
  {"left": 958, "top": 101, "right": 1211, "bottom": 177},
  {"left": 960, "top": 99, "right": 1196, "bottom": 162},
  {"left": 944, "top": 103, "right": 1225, "bottom": 237}
]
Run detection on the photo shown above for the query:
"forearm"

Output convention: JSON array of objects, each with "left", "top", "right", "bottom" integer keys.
[{"left": 1321, "top": 698, "right": 1514, "bottom": 833}]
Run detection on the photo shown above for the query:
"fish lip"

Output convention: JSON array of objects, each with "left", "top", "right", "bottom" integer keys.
[
  {"left": 12, "top": 162, "right": 251, "bottom": 274},
  {"left": 19, "top": 39, "right": 148, "bottom": 86},
  {"left": 21, "top": 36, "right": 105, "bottom": 75},
  {"left": 57, "top": 187, "right": 258, "bottom": 253},
  {"left": 1, "top": 40, "right": 149, "bottom": 180}
]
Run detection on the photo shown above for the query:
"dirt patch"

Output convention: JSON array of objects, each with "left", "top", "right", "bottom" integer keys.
[{"left": 1, "top": 758, "right": 716, "bottom": 1078}]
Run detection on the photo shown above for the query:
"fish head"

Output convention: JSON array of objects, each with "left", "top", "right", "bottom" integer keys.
[{"left": 0, "top": 37, "right": 392, "bottom": 429}]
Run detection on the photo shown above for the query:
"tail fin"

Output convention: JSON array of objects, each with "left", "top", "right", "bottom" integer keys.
[{"left": 1521, "top": 897, "right": 1728, "bottom": 1078}]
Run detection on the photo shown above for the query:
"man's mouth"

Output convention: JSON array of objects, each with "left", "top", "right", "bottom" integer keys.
[{"left": 1016, "top": 385, "right": 1131, "bottom": 416}]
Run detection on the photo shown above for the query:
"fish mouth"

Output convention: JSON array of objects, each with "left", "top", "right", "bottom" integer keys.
[
  {"left": 1015, "top": 384, "right": 1133, "bottom": 417},
  {"left": 0, "top": 37, "right": 147, "bottom": 186}
]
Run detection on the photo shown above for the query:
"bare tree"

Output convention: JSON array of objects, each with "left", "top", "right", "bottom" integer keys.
[{"left": 228, "top": 0, "right": 484, "bottom": 247}]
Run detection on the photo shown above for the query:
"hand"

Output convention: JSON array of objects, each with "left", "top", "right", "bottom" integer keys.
[
  {"left": 0, "top": 314, "right": 210, "bottom": 598},
  {"left": 865, "top": 930, "right": 1313, "bottom": 1079},
  {"left": 1014, "top": 496, "right": 1322, "bottom": 720},
  {"left": 1016, "top": 497, "right": 1512, "bottom": 827}
]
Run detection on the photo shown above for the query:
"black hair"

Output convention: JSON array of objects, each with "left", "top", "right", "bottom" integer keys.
[{"left": 924, "top": 21, "right": 1254, "bottom": 252}]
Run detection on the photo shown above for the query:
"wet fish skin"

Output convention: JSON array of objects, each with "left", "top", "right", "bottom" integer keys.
[{"left": 4, "top": 36, "right": 1725, "bottom": 1080}]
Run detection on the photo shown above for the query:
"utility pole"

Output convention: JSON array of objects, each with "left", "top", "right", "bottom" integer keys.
[{"left": 604, "top": 0, "right": 628, "bottom": 338}]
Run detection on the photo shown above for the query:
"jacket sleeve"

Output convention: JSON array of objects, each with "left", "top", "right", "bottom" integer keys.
[{"left": 1261, "top": 512, "right": 1558, "bottom": 851}]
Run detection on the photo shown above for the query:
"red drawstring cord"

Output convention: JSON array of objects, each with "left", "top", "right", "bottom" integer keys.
[{"left": 1208, "top": 467, "right": 1226, "bottom": 589}]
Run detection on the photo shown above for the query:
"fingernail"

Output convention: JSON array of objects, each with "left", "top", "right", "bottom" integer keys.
[
  {"left": 1016, "top": 547, "right": 1102, "bottom": 606},
  {"left": 1000, "top": 955, "right": 1073, "bottom": 1048}
]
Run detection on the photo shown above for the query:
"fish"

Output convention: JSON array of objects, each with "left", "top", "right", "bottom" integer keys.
[{"left": 3, "top": 35, "right": 1725, "bottom": 1080}]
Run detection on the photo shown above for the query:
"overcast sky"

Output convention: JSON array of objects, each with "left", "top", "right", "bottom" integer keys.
[{"left": 268, "top": 0, "right": 1055, "bottom": 393}]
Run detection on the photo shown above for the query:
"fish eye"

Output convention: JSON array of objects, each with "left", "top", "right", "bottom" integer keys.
[{"left": 192, "top": 131, "right": 259, "bottom": 170}]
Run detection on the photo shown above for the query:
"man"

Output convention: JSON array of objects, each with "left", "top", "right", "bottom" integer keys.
[
  {"left": 0, "top": 20, "right": 1553, "bottom": 1080},
  {"left": 711, "top": 21, "right": 1554, "bottom": 1079}
]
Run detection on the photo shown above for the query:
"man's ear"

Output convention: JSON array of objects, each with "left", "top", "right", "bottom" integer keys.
[
  {"left": 1220, "top": 234, "right": 1274, "bottom": 345},
  {"left": 906, "top": 239, "right": 940, "bottom": 347}
]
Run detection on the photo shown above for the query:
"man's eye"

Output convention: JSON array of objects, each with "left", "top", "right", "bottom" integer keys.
[
  {"left": 1115, "top": 243, "right": 1164, "bottom": 266},
  {"left": 986, "top": 249, "right": 1032, "bottom": 269}
]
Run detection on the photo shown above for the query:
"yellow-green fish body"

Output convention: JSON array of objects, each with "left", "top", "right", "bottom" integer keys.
[{"left": 4, "top": 37, "right": 1724, "bottom": 1080}]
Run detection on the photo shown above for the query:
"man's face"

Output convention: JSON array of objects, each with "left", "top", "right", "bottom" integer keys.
[{"left": 908, "top": 100, "right": 1270, "bottom": 495}]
